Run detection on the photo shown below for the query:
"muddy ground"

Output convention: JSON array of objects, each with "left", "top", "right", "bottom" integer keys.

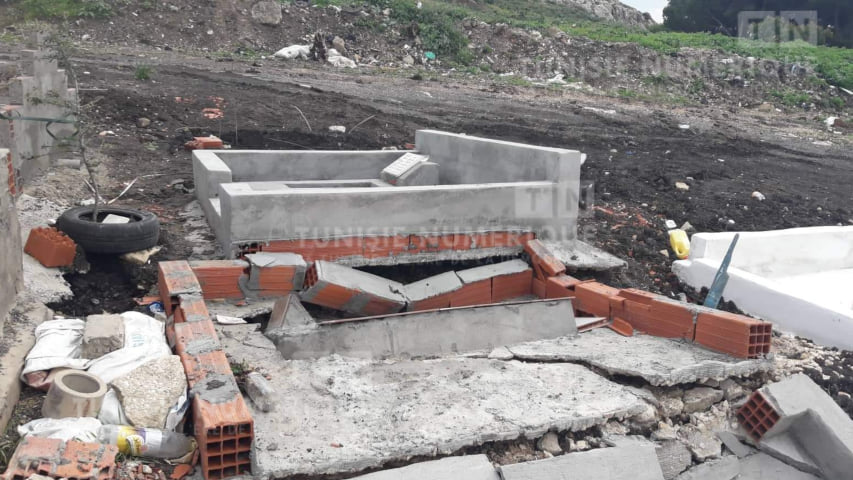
[{"left": 37, "top": 50, "right": 850, "bottom": 304}]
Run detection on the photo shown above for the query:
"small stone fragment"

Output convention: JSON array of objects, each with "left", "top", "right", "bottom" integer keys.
[
  {"left": 682, "top": 387, "right": 724, "bottom": 413},
  {"left": 246, "top": 371, "right": 276, "bottom": 412},
  {"left": 537, "top": 432, "right": 562, "bottom": 456},
  {"left": 81, "top": 314, "right": 125, "bottom": 359}
]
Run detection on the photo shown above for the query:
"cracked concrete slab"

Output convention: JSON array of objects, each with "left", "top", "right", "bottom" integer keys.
[
  {"left": 251, "top": 356, "right": 646, "bottom": 478},
  {"left": 499, "top": 445, "right": 664, "bottom": 480},
  {"left": 350, "top": 455, "right": 498, "bottom": 480},
  {"left": 738, "top": 453, "right": 821, "bottom": 480},
  {"left": 506, "top": 329, "right": 773, "bottom": 386}
]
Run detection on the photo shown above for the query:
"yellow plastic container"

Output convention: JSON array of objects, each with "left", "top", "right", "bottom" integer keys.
[{"left": 669, "top": 229, "right": 690, "bottom": 260}]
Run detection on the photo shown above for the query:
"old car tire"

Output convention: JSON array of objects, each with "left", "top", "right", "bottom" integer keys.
[{"left": 56, "top": 206, "right": 160, "bottom": 254}]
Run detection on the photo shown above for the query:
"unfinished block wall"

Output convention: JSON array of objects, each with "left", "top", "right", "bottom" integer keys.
[
  {"left": 0, "top": 37, "right": 77, "bottom": 189},
  {"left": 0, "top": 148, "right": 23, "bottom": 336}
]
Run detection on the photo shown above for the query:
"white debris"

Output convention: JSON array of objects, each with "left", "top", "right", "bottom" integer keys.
[
  {"left": 327, "top": 49, "right": 357, "bottom": 68},
  {"left": 826, "top": 116, "right": 838, "bottom": 130},
  {"left": 675, "top": 182, "right": 690, "bottom": 191},
  {"left": 678, "top": 124, "right": 690, "bottom": 130},
  {"left": 273, "top": 45, "right": 311, "bottom": 60},
  {"left": 665, "top": 219, "right": 677, "bottom": 230},
  {"left": 583, "top": 106, "right": 617, "bottom": 115},
  {"left": 547, "top": 74, "right": 566, "bottom": 85},
  {"left": 751, "top": 191, "right": 766, "bottom": 201},
  {"left": 328, "top": 125, "right": 347, "bottom": 133},
  {"left": 216, "top": 314, "right": 247, "bottom": 325}
]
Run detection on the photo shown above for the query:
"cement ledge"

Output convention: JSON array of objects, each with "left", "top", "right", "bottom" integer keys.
[{"left": 0, "top": 300, "right": 52, "bottom": 435}]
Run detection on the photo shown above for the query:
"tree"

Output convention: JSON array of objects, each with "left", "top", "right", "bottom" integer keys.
[{"left": 662, "top": 0, "right": 853, "bottom": 48}]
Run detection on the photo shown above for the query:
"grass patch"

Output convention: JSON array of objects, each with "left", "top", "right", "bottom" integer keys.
[
  {"left": 134, "top": 64, "right": 153, "bottom": 81},
  {"left": 770, "top": 89, "right": 812, "bottom": 107}
]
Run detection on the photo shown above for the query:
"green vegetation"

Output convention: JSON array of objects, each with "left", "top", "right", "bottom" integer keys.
[
  {"left": 14, "top": 0, "right": 116, "bottom": 20},
  {"left": 134, "top": 64, "right": 153, "bottom": 81},
  {"left": 306, "top": 0, "right": 853, "bottom": 88},
  {"left": 770, "top": 89, "right": 812, "bottom": 107}
]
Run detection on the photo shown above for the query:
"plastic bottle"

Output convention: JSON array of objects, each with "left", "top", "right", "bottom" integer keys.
[
  {"left": 669, "top": 229, "right": 691, "bottom": 260},
  {"left": 98, "top": 425, "right": 194, "bottom": 458}
]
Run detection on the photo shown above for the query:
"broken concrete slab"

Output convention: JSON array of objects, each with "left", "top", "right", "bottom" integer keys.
[
  {"left": 456, "top": 259, "right": 530, "bottom": 284},
  {"left": 403, "top": 271, "right": 463, "bottom": 311},
  {"left": 737, "top": 453, "right": 821, "bottom": 480},
  {"left": 716, "top": 431, "right": 753, "bottom": 458},
  {"left": 111, "top": 355, "right": 186, "bottom": 429},
  {"left": 396, "top": 161, "right": 440, "bottom": 186},
  {"left": 543, "top": 239, "right": 627, "bottom": 271},
  {"left": 758, "top": 433, "right": 821, "bottom": 477},
  {"left": 267, "top": 294, "right": 313, "bottom": 331},
  {"left": 755, "top": 374, "right": 853, "bottom": 479},
  {"left": 682, "top": 387, "right": 724, "bottom": 414},
  {"left": 507, "top": 329, "right": 773, "bottom": 386},
  {"left": 300, "top": 260, "right": 407, "bottom": 316},
  {"left": 674, "top": 456, "right": 739, "bottom": 480},
  {"left": 657, "top": 440, "right": 693, "bottom": 479},
  {"left": 251, "top": 357, "right": 646, "bottom": 478},
  {"left": 80, "top": 314, "right": 125, "bottom": 360},
  {"left": 268, "top": 298, "right": 577, "bottom": 360},
  {"left": 499, "top": 445, "right": 664, "bottom": 480},
  {"left": 350, "top": 455, "right": 498, "bottom": 480}
]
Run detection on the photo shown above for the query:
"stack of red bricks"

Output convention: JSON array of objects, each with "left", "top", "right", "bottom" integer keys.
[
  {"left": 1, "top": 436, "right": 118, "bottom": 480},
  {"left": 158, "top": 261, "right": 253, "bottom": 480},
  {"left": 541, "top": 269, "right": 772, "bottom": 359},
  {"left": 244, "top": 231, "right": 536, "bottom": 262},
  {"left": 24, "top": 226, "right": 77, "bottom": 268}
]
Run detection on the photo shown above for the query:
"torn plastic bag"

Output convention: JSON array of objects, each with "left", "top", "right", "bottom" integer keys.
[
  {"left": 17, "top": 417, "right": 102, "bottom": 442},
  {"left": 21, "top": 319, "right": 87, "bottom": 390}
]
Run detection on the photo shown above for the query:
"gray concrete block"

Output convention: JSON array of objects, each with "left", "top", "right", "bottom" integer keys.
[
  {"left": 396, "top": 161, "right": 440, "bottom": 186},
  {"left": 499, "top": 445, "right": 665, "bottom": 480},
  {"left": 270, "top": 298, "right": 577, "bottom": 360},
  {"left": 81, "top": 314, "right": 125, "bottom": 359},
  {"left": 456, "top": 259, "right": 530, "bottom": 283},
  {"left": 350, "top": 455, "right": 498, "bottom": 480},
  {"left": 379, "top": 152, "right": 430, "bottom": 184}
]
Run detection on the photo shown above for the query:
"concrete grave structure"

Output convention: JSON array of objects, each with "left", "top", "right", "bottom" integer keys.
[
  {"left": 674, "top": 226, "right": 853, "bottom": 349},
  {"left": 1, "top": 37, "right": 77, "bottom": 189},
  {"left": 193, "top": 130, "right": 589, "bottom": 264}
]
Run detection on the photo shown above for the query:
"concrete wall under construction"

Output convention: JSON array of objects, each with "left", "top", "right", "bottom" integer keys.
[
  {"left": 193, "top": 130, "right": 583, "bottom": 261},
  {"left": 673, "top": 226, "right": 853, "bottom": 349}
]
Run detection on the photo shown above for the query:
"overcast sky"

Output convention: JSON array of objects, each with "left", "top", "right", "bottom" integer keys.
[{"left": 620, "top": 0, "right": 668, "bottom": 23}]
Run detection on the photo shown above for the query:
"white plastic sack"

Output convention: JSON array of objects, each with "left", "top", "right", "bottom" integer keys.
[
  {"left": 17, "top": 417, "right": 102, "bottom": 443},
  {"left": 273, "top": 44, "right": 310, "bottom": 60},
  {"left": 327, "top": 49, "right": 357, "bottom": 68},
  {"left": 165, "top": 390, "right": 190, "bottom": 432},
  {"left": 97, "top": 388, "right": 129, "bottom": 426},
  {"left": 21, "top": 319, "right": 88, "bottom": 389},
  {"left": 87, "top": 311, "right": 171, "bottom": 384}
]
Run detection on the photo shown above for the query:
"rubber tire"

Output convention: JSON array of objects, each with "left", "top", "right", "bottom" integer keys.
[{"left": 56, "top": 206, "right": 160, "bottom": 254}]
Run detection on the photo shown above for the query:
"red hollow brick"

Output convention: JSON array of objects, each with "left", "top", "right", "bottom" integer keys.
[
  {"left": 524, "top": 239, "right": 566, "bottom": 278},
  {"left": 158, "top": 261, "right": 203, "bottom": 317},
  {"left": 736, "top": 391, "right": 780, "bottom": 441},
  {"left": 492, "top": 269, "right": 534, "bottom": 302},
  {"left": 449, "top": 280, "right": 491, "bottom": 307},
  {"left": 545, "top": 275, "right": 583, "bottom": 299},
  {"left": 24, "top": 227, "right": 77, "bottom": 268},
  {"left": 193, "top": 395, "right": 253, "bottom": 480},
  {"left": 1, "top": 437, "right": 118, "bottom": 480},
  {"left": 532, "top": 277, "right": 547, "bottom": 299},
  {"left": 190, "top": 260, "right": 249, "bottom": 300},
  {"left": 184, "top": 136, "right": 224, "bottom": 150},
  {"left": 300, "top": 261, "right": 406, "bottom": 315},
  {"left": 694, "top": 310, "right": 772, "bottom": 359},
  {"left": 609, "top": 317, "right": 634, "bottom": 337},
  {"left": 362, "top": 235, "right": 410, "bottom": 258},
  {"left": 573, "top": 282, "right": 620, "bottom": 317}
]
